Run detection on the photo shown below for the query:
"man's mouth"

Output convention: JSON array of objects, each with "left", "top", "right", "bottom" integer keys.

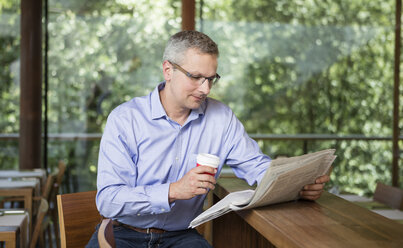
[{"left": 193, "top": 95, "right": 205, "bottom": 101}]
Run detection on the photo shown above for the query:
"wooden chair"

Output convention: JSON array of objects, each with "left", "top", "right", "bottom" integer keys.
[
  {"left": 98, "top": 218, "right": 116, "bottom": 248},
  {"left": 57, "top": 190, "right": 101, "bottom": 248},
  {"left": 17, "top": 168, "right": 57, "bottom": 248},
  {"left": 33, "top": 161, "right": 65, "bottom": 248},
  {"left": 373, "top": 182, "right": 403, "bottom": 210},
  {"left": 30, "top": 198, "right": 49, "bottom": 248},
  {"left": 50, "top": 160, "right": 67, "bottom": 248},
  {"left": 38, "top": 173, "right": 56, "bottom": 248}
]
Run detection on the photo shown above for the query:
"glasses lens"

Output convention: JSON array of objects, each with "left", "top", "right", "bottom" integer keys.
[
  {"left": 203, "top": 77, "right": 215, "bottom": 87},
  {"left": 200, "top": 75, "right": 220, "bottom": 87},
  {"left": 212, "top": 75, "right": 220, "bottom": 85},
  {"left": 194, "top": 77, "right": 205, "bottom": 85}
]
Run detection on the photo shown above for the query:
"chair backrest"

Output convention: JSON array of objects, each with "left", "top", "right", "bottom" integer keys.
[
  {"left": 48, "top": 161, "right": 67, "bottom": 247},
  {"left": 98, "top": 218, "right": 116, "bottom": 248},
  {"left": 54, "top": 160, "right": 67, "bottom": 193},
  {"left": 41, "top": 173, "right": 56, "bottom": 201},
  {"left": 30, "top": 198, "right": 49, "bottom": 248},
  {"left": 373, "top": 182, "right": 403, "bottom": 210},
  {"left": 57, "top": 190, "right": 100, "bottom": 248},
  {"left": 49, "top": 160, "right": 67, "bottom": 208}
]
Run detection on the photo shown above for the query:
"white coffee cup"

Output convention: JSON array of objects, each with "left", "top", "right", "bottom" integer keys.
[{"left": 196, "top": 153, "right": 220, "bottom": 175}]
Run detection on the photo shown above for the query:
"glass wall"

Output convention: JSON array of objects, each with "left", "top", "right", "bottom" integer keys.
[
  {"left": 47, "top": 0, "right": 181, "bottom": 192},
  {"left": 198, "top": 0, "right": 402, "bottom": 195},
  {"left": 0, "top": 0, "right": 20, "bottom": 169},
  {"left": 0, "top": 0, "right": 401, "bottom": 195}
]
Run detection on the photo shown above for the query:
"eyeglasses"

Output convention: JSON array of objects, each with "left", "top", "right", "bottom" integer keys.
[{"left": 168, "top": 61, "right": 220, "bottom": 87}]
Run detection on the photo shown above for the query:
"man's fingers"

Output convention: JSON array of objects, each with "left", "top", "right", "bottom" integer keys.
[
  {"left": 194, "top": 165, "right": 217, "bottom": 175},
  {"left": 300, "top": 189, "right": 323, "bottom": 201},
  {"left": 315, "top": 175, "right": 330, "bottom": 184},
  {"left": 299, "top": 175, "right": 329, "bottom": 201},
  {"left": 198, "top": 181, "right": 215, "bottom": 190},
  {"left": 199, "top": 174, "right": 216, "bottom": 184},
  {"left": 174, "top": 166, "right": 217, "bottom": 199},
  {"left": 191, "top": 166, "right": 217, "bottom": 185},
  {"left": 300, "top": 189, "right": 323, "bottom": 196},
  {"left": 300, "top": 194, "right": 321, "bottom": 201},
  {"left": 304, "top": 183, "right": 325, "bottom": 191},
  {"left": 195, "top": 187, "right": 209, "bottom": 195}
]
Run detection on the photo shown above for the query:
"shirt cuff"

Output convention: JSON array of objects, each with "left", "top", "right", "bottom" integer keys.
[
  {"left": 146, "top": 183, "right": 171, "bottom": 214},
  {"left": 256, "top": 161, "right": 271, "bottom": 185}
]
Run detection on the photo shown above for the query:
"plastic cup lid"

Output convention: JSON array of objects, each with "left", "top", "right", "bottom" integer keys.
[{"left": 197, "top": 153, "right": 220, "bottom": 168}]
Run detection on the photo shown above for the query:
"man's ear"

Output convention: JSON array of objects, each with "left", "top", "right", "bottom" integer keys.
[{"left": 162, "top": 60, "right": 173, "bottom": 82}]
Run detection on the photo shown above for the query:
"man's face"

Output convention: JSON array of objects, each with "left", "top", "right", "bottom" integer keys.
[{"left": 164, "top": 48, "right": 218, "bottom": 111}]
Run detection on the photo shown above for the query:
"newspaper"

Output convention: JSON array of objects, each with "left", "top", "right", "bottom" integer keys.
[{"left": 189, "top": 149, "right": 336, "bottom": 228}]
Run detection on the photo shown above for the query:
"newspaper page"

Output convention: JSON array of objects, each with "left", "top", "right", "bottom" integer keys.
[
  {"left": 189, "top": 149, "right": 336, "bottom": 228},
  {"left": 246, "top": 149, "right": 336, "bottom": 208},
  {"left": 189, "top": 190, "right": 254, "bottom": 228}
]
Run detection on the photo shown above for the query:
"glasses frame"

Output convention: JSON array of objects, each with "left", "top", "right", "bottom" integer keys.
[{"left": 168, "top": 61, "right": 220, "bottom": 87}]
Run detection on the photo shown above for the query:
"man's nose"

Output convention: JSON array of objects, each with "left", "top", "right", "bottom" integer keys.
[{"left": 198, "top": 79, "right": 211, "bottom": 94}]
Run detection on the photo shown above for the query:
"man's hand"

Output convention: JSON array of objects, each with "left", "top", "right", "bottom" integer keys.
[
  {"left": 169, "top": 166, "right": 217, "bottom": 202},
  {"left": 299, "top": 175, "right": 330, "bottom": 201}
]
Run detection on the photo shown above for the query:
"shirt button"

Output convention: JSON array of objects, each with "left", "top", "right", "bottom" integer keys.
[
  {"left": 161, "top": 208, "right": 165, "bottom": 212},
  {"left": 175, "top": 157, "right": 178, "bottom": 161},
  {"left": 137, "top": 214, "right": 141, "bottom": 216}
]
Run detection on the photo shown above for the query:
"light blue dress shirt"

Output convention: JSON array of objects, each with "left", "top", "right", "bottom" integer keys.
[{"left": 96, "top": 82, "right": 271, "bottom": 231}]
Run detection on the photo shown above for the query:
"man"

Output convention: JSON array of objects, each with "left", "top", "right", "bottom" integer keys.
[{"left": 86, "top": 30, "right": 329, "bottom": 247}]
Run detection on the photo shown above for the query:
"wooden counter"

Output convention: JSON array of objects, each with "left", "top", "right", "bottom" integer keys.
[{"left": 212, "top": 178, "right": 403, "bottom": 248}]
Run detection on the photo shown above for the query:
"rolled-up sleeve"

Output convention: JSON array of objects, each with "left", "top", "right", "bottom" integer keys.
[{"left": 223, "top": 111, "right": 271, "bottom": 186}]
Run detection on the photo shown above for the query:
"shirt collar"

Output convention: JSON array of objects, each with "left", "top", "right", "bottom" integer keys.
[
  {"left": 150, "top": 82, "right": 206, "bottom": 121},
  {"left": 150, "top": 82, "right": 167, "bottom": 120}
]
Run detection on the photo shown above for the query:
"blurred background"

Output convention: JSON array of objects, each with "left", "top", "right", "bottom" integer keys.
[{"left": 0, "top": 0, "right": 402, "bottom": 196}]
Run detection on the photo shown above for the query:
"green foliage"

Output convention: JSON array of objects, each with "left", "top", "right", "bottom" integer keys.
[
  {"left": 0, "top": 0, "right": 19, "bottom": 168},
  {"left": 44, "top": 0, "right": 181, "bottom": 192},
  {"left": 0, "top": 0, "right": 401, "bottom": 195},
  {"left": 0, "top": 0, "right": 19, "bottom": 14},
  {"left": 202, "top": 0, "right": 400, "bottom": 195}
]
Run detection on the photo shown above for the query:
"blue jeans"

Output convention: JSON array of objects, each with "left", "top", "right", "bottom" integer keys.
[{"left": 86, "top": 224, "right": 212, "bottom": 248}]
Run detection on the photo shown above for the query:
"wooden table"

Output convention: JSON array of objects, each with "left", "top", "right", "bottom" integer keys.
[
  {"left": 0, "top": 180, "right": 38, "bottom": 239},
  {"left": 212, "top": 178, "right": 403, "bottom": 248},
  {"left": 0, "top": 169, "right": 46, "bottom": 187},
  {"left": 0, "top": 209, "right": 29, "bottom": 248}
]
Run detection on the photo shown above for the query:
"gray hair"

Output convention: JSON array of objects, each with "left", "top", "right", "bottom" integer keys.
[{"left": 163, "top": 30, "right": 219, "bottom": 65}]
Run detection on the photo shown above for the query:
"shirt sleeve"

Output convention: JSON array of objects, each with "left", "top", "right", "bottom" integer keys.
[
  {"left": 96, "top": 109, "right": 172, "bottom": 218},
  {"left": 223, "top": 110, "right": 271, "bottom": 186}
]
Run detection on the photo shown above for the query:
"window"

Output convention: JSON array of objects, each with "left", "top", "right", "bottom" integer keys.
[
  {"left": 199, "top": 0, "right": 401, "bottom": 195},
  {"left": 0, "top": 0, "right": 20, "bottom": 169},
  {"left": 47, "top": 0, "right": 181, "bottom": 192}
]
